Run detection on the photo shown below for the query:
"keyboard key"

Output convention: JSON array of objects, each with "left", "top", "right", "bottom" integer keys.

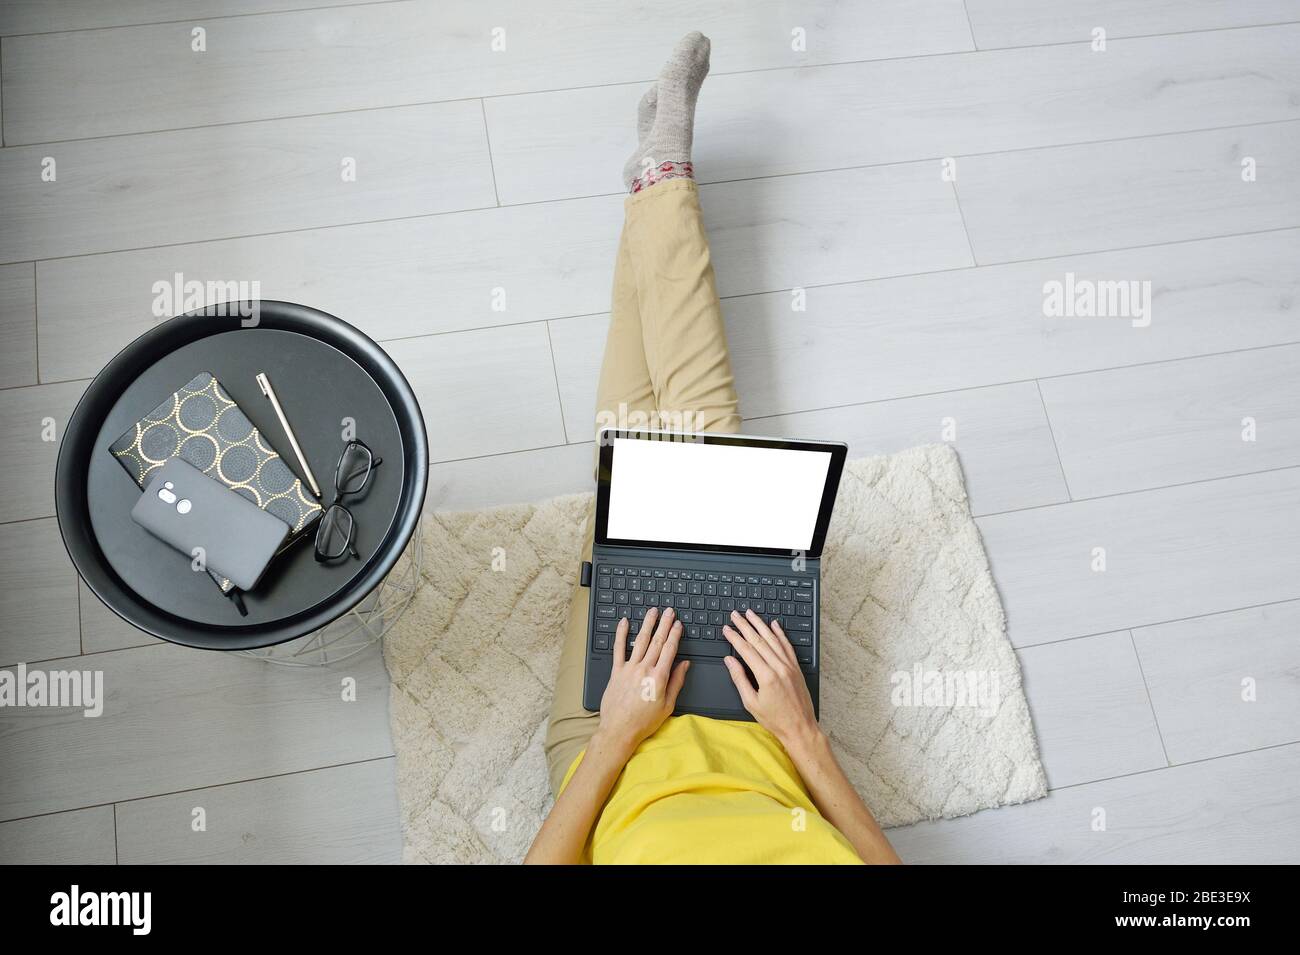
[
  {"left": 691, "top": 597, "right": 705, "bottom": 610},
  {"left": 597, "top": 590, "right": 613, "bottom": 603},
  {"left": 595, "top": 619, "right": 615, "bottom": 632},
  {"left": 706, "top": 597, "right": 720, "bottom": 611},
  {"left": 615, "top": 592, "right": 628, "bottom": 604},
  {"left": 797, "top": 603, "right": 812, "bottom": 616},
  {"left": 598, "top": 576, "right": 610, "bottom": 590},
  {"left": 596, "top": 605, "right": 615, "bottom": 618},
  {"left": 613, "top": 578, "right": 626, "bottom": 591},
  {"left": 794, "top": 591, "right": 812, "bottom": 602},
  {"left": 612, "top": 567, "right": 624, "bottom": 576}
]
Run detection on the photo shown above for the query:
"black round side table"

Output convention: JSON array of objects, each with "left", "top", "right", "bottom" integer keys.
[{"left": 55, "top": 301, "right": 428, "bottom": 652}]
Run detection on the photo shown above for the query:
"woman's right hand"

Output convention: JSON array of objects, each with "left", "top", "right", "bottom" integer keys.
[{"left": 721, "top": 608, "right": 822, "bottom": 750}]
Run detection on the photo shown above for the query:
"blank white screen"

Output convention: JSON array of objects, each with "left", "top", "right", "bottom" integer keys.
[{"left": 605, "top": 437, "right": 832, "bottom": 551}]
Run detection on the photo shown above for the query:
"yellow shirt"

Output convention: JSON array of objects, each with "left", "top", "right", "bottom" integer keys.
[{"left": 559, "top": 714, "right": 863, "bottom": 865}]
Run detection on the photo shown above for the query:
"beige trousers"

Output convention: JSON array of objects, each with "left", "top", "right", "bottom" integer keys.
[{"left": 543, "top": 179, "right": 743, "bottom": 795}]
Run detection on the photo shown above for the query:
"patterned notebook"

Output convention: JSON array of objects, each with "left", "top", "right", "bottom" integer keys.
[{"left": 111, "top": 371, "right": 322, "bottom": 592}]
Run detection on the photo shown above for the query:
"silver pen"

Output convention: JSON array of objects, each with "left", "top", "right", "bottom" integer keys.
[{"left": 255, "top": 372, "right": 322, "bottom": 499}]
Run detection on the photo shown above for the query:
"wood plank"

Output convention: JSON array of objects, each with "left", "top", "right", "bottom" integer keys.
[
  {"left": 1, "top": 0, "right": 973, "bottom": 143},
  {"left": 959, "top": 121, "right": 1300, "bottom": 263},
  {"left": 0, "top": 263, "right": 37, "bottom": 387},
  {"left": 116, "top": 759, "right": 401, "bottom": 864},
  {"left": 549, "top": 230, "right": 1300, "bottom": 431},
  {"left": 1017, "top": 631, "right": 1166, "bottom": 788},
  {"left": 0, "top": 641, "right": 394, "bottom": 822},
  {"left": 0, "top": 1, "right": 388, "bottom": 35},
  {"left": 0, "top": 101, "right": 494, "bottom": 264},
  {"left": 0, "top": 806, "right": 116, "bottom": 864},
  {"left": 0, "top": 379, "right": 86, "bottom": 522},
  {"left": 426, "top": 382, "right": 1067, "bottom": 518},
  {"left": 35, "top": 195, "right": 623, "bottom": 384},
  {"left": 385, "top": 323, "right": 566, "bottom": 462},
  {"left": 487, "top": 25, "right": 1300, "bottom": 204},
  {"left": 80, "top": 578, "right": 159, "bottom": 655},
  {"left": 1040, "top": 345, "right": 1300, "bottom": 498},
  {"left": 1133, "top": 600, "right": 1300, "bottom": 763},
  {"left": 888, "top": 742, "right": 1300, "bottom": 863},
  {"left": 427, "top": 442, "right": 594, "bottom": 512},
  {"left": 35, "top": 157, "right": 971, "bottom": 385},
  {"left": 0, "top": 517, "right": 81, "bottom": 666},
  {"left": 965, "top": 0, "right": 1300, "bottom": 48},
  {"left": 977, "top": 468, "right": 1300, "bottom": 647}
]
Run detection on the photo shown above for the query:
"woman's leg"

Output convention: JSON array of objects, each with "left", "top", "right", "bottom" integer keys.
[
  {"left": 543, "top": 32, "right": 738, "bottom": 796},
  {"left": 622, "top": 177, "right": 741, "bottom": 435}
]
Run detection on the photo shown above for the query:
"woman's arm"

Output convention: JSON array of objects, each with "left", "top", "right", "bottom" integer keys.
[
  {"left": 525, "top": 607, "right": 689, "bottom": 864},
  {"left": 722, "top": 609, "right": 902, "bottom": 864}
]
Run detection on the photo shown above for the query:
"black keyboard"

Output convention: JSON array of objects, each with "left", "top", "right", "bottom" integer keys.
[{"left": 591, "top": 561, "right": 816, "bottom": 667}]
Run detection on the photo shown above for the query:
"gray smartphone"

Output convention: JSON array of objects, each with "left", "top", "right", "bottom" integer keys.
[{"left": 131, "top": 458, "right": 292, "bottom": 591}]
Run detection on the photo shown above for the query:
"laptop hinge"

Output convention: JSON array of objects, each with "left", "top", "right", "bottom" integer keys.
[{"left": 579, "top": 560, "right": 592, "bottom": 587}]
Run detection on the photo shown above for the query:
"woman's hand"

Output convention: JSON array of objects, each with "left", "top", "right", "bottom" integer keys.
[
  {"left": 721, "top": 608, "right": 822, "bottom": 750},
  {"left": 596, "top": 606, "right": 690, "bottom": 753}
]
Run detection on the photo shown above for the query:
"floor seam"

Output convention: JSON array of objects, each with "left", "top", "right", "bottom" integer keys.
[
  {"left": 1035, "top": 379, "right": 1073, "bottom": 500},
  {"left": 1129, "top": 629, "right": 1172, "bottom": 766}
]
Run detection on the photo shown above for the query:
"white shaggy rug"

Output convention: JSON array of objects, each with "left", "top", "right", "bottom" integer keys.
[{"left": 383, "top": 444, "right": 1046, "bottom": 864}]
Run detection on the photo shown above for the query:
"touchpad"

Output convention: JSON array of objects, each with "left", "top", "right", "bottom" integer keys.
[{"left": 674, "top": 659, "right": 748, "bottom": 718}]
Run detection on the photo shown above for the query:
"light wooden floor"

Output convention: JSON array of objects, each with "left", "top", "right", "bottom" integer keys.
[{"left": 2, "top": 0, "right": 1299, "bottom": 864}]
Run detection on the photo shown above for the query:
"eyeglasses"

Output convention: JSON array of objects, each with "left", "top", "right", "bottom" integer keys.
[{"left": 314, "top": 439, "right": 383, "bottom": 563}]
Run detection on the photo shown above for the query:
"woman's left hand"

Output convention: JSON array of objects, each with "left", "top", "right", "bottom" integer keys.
[{"left": 596, "top": 606, "right": 690, "bottom": 753}]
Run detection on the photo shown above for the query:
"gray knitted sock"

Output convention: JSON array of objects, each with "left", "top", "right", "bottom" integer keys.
[
  {"left": 637, "top": 85, "right": 657, "bottom": 143},
  {"left": 623, "top": 31, "right": 710, "bottom": 193}
]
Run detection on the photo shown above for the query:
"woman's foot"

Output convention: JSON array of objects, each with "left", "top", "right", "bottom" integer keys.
[{"left": 623, "top": 31, "right": 710, "bottom": 193}]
